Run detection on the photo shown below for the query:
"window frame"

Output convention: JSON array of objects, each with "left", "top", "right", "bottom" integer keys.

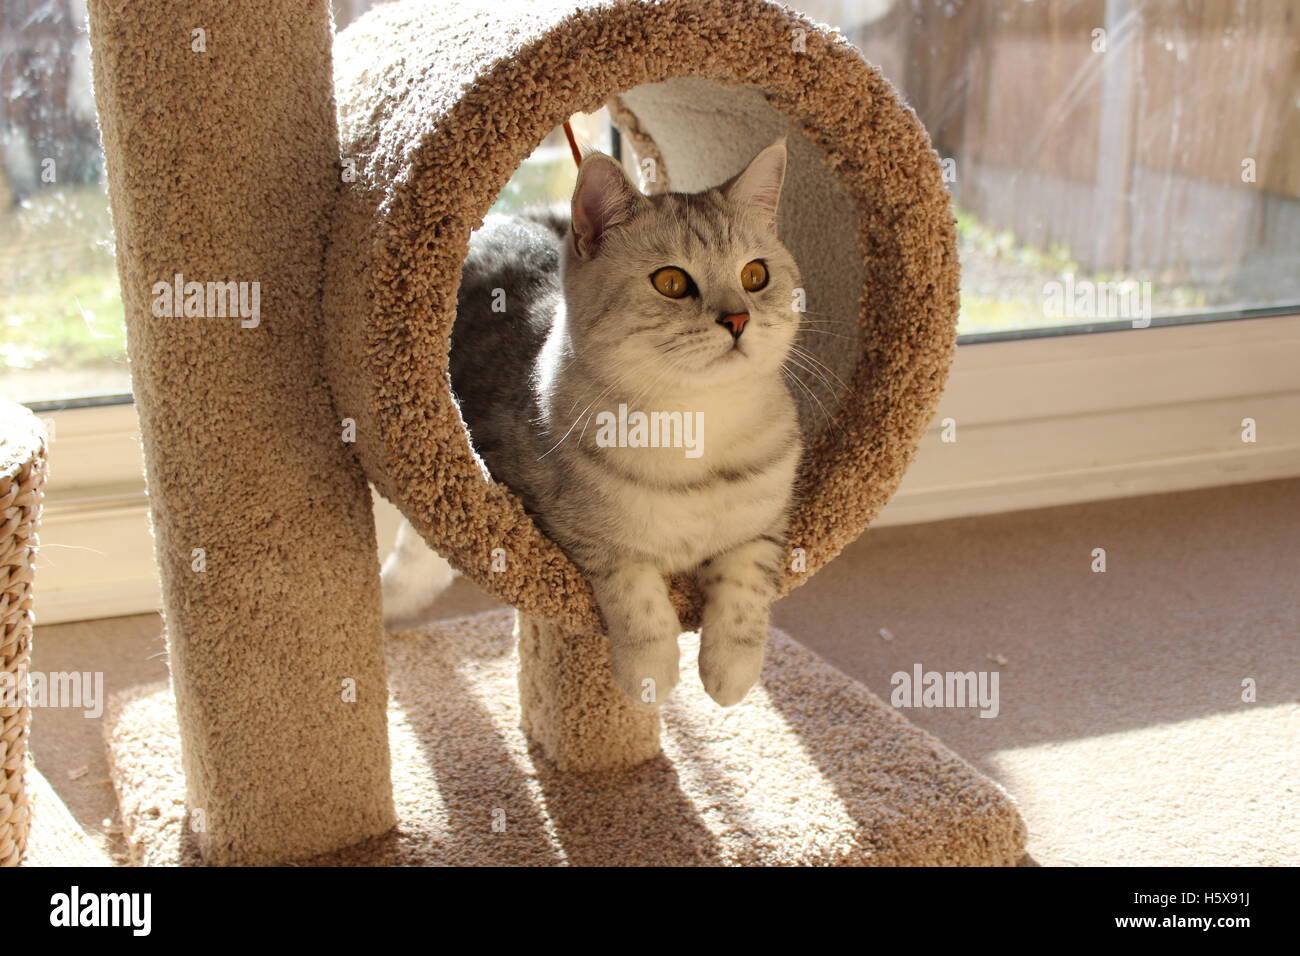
[{"left": 33, "top": 312, "right": 1300, "bottom": 624}]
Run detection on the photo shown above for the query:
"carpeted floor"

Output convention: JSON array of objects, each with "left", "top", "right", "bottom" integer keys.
[
  {"left": 772, "top": 477, "right": 1300, "bottom": 866},
  {"left": 21, "top": 767, "right": 113, "bottom": 867},
  {"left": 26, "top": 477, "right": 1299, "bottom": 865}
]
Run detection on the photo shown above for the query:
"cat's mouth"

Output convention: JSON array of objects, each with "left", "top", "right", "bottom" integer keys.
[
  {"left": 713, "top": 340, "right": 749, "bottom": 363},
  {"left": 711, "top": 346, "right": 746, "bottom": 366}
]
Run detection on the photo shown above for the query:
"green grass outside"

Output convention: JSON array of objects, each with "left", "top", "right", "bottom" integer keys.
[
  {"left": 0, "top": 182, "right": 1221, "bottom": 403},
  {"left": 0, "top": 185, "right": 126, "bottom": 393}
]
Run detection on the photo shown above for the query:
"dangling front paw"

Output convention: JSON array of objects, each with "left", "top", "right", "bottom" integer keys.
[
  {"left": 591, "top": 562, "right": 683, "bottom": 706},
  {"left": 610, "top": 636, "right": 680, "bottom": 706},
  {"left": 698, "top": 627, "right": 767, "bottom": 706},
  {"left": 695, "top": 537, "right": 781, "bottom": 705}
]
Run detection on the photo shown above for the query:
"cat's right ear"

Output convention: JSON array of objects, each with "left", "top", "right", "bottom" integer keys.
[{"left": 571, "top": 153, "right": 641, "bottom": 259}]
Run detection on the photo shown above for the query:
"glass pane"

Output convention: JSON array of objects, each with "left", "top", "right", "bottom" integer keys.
[
  {"left": 12, "top": 2, "right": 1293, "bottom": 408},
  {"left": 792, "top": 0, "right": 1300, "bottom": 337},
  {"left": 0, "top": 0, "right": 606, "bottom": 407},
  {"left": 491, "top": 108, "right": 613, "bottom": 214},
  {"left": 1, "top": 0, "right": 126, "bottom": 406}
]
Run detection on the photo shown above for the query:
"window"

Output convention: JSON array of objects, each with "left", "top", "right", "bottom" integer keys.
[
  {"left": 491, "top": 110, "right": 614, "bottom": 214},
  {"left": 1, "top": 0, "right": 123, "bottom": 407},
  {"left": 5, "top": 1, "right": 1298, "bottom": 407},
  {"left": 0, "top": 0, "right": 609, "bottom": 408},
  {"left": 792, "top": 0, "right": 1300, "bottom": 338}
]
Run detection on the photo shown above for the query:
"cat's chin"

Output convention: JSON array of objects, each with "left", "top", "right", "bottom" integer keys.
[
  {"left": 689, "top": 368, "right": 765, "bottom": 391},
  {"left": 710, "top": 348, "right": 746, "bottom": 368},
  {"left": 687, "top": 348, "right": 787, "bottom": 388}
]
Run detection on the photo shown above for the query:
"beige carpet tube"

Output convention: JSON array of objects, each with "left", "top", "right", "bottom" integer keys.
[{"left": 323, "top": 0, "right": 960, "bottom": 633}]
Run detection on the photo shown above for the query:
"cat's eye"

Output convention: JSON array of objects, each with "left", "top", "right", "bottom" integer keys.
[
  {"left": 740, "top": 259, "right": 769, "bottom": 292},
  {"left": 651, "top": 266, "right": 693, "bottom": 299}
]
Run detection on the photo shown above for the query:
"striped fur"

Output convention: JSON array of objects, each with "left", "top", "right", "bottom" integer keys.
[{"left": 383, "top": 142, "right": 801, "bottom": 706}]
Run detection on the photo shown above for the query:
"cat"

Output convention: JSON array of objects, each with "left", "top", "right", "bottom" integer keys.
[{"left": 382, "top": 140, "right": 802, "bottom": 707}]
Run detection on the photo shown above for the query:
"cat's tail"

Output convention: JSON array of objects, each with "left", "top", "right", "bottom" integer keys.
[{"left": 380, "top": 517, "right": 457, "bottom": 629}]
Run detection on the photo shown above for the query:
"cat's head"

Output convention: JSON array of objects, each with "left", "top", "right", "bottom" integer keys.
[{"left": 561, "top": 140, "right": 800, "bottom": 392}]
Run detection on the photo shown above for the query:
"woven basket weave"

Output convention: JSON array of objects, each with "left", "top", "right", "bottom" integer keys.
[{"left": 0, "top": 399, "right": 46, "bottom": 867}]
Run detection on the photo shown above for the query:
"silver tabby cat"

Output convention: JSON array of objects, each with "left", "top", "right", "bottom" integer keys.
[{"left": 382, "top": 140, "right": 802, "bottom": 707}]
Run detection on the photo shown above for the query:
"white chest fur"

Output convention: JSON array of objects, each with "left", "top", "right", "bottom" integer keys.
[{"left": 569, "top": 380, "right": 799, "bottom": 572}]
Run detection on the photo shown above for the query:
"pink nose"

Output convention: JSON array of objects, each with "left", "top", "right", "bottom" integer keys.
[{"left": 718, "top": 312, "right": 750, "bottom": 339}]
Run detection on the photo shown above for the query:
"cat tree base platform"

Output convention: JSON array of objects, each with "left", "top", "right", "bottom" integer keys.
[{"left": 104, "top": 610, "right": 1024, "bottom": 866}]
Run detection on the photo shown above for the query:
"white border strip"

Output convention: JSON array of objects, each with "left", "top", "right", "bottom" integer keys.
[{"left": 32, "top": 315, "right": 1300, "bottom": 623}]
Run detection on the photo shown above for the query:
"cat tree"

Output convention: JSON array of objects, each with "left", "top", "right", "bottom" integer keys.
[{"left": 87, "top": 0, "right": 1025, "bottom": 865}]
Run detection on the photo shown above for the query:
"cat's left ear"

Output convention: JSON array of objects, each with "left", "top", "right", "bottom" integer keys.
[
  {"left": 725, "top": 139, "right": 787, "bottom": 225},
  {"left": 571, "top": 152, "right": 643, "bottom": 259}
]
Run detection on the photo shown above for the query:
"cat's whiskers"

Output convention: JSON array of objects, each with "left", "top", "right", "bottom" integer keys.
[
  {"left": 656, "top": 337, "right": 697, "bottom": 356},
  {"left": 780, "top": 365, "right": 835, "bottom": 429},
  {"left": 538, "top": 353, "right": 661, "bottom": 460},
  {"left": 795, "top": 327, "right": 854, "bottom": 341},
  {"left": 788, "top": 343, "right": 850, "bottom": 394},
  {"left": 784, "top": 356, "right": 844, "bottom": 410},
  {"left": 782, "top": 352, "right": 843, "bottom": 428},
  {"left": 578, "top": 358, "right": 679, "bottom": 447},
  {"left": 797, "top": 311, "right": 857, "bottom": 327}
]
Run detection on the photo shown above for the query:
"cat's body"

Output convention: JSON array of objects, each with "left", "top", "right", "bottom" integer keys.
[{"left": 383, "top": 142, "right": 802, "bottom": 706}]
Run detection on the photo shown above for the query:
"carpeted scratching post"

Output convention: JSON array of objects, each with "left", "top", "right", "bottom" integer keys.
[
  {"left": 87, "top": 0, "right": 394, "bottom": 864},
  {"left": 92, "top": 0, "right": 1025, "bottom": 865},
  {"left": 515, "top": 616, "right": 661, "bottom": 773}
]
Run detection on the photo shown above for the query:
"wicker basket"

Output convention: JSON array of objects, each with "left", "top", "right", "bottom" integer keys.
[{"left": 0, "top": 399, "right": 47, "bottom": 867}]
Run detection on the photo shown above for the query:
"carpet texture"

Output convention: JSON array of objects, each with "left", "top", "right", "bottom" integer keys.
[
  {"left": 774, "top": 477, "right": 1300, "bottom": 867},
  {"left": 32, "top": 480, "right": 1294, "bottom": 866},
  {"left": 20, "top": 767, "right": 112, "bottom": 868},
  {"left": 87, "top": 0, "right": 394, "bottom": 865},
  {"left": 104, "top": 611, "right": 1025, "bottom": 866}
]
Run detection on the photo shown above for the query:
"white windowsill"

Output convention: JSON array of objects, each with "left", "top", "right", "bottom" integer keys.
[{"left": 31, "top": 313, "right": 1300, "bottom": 624}]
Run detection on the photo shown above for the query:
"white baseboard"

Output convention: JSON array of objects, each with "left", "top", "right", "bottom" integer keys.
[
  {"left": 34, "top": 492, "right": 161, "bottom": 626},
  {"left": 878, "top": 443, "right": 1300, "bottom": 528},
  {"left": 31, "top": 315, "right": 1300, "bottom": 624},
  {"left": 35, "top": 579, "right": 163, "bottom": 628},
  {"left": 877, "top": 314, "right": 1300, "bottom": 525}
]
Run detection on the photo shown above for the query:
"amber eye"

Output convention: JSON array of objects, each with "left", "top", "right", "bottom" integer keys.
[
  {"left": 651, "top": 266, "right": 692, "bottom": 299},
  {"left": 740, "top": 259, "right": 769, "bottom": 292}
]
